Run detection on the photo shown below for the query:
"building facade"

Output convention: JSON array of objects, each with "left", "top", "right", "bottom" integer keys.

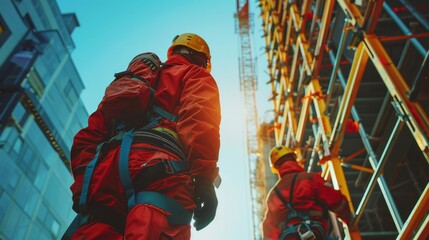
[{"left": 0, "top": 0, "right": 88, "bottom": 239}]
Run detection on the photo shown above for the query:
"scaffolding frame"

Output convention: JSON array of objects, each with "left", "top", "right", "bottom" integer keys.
[{"left": 259, "top": 0, "right": 429, "bottom": 239}]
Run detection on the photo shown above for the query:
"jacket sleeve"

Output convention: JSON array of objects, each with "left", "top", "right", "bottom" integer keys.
[
  {"left": 176, "top": 68, "right": 221, "bottom": 182},
  {"left": 313, "top": 174, "right": 352, "bottom": 224},
  {"left": 71, "top": 106, "right": 111, "bottom": 171},
  {"left": 69, "top": 106, "right": 111, "bottom": 204},
  {"left": 262, "top": 193, "right": 281, "bottom": 240}
]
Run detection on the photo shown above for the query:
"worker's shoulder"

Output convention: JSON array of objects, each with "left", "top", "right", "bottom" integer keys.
[
  {"left": 297, "top": 171, "right": 319, "bottom": 182},
  {"left": 165, "top": 63, "right": 211, "bottom": 78}
]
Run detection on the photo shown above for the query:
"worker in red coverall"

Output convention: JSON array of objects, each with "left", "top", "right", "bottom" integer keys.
[
  {"left": 262, "top": 146, "right": 352, "bottom": 240},
  {"left": 65, "top": 33, "right": 221, "bottom": 240}
]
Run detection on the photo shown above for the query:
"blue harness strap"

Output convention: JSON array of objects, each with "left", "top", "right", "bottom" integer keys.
[
  {"left": 153, "top": 106, "right": 178, "bottom": 122},
  {"left": 135, "top": 191, "right": 193, "bottom": 225},
  {"left": 118, "top": 129, "right": 136, "bottom": 209},
  {"left": 117, "top": 129, "right": 191, "bottom": 225},
  {"left": 78, "top": 142, "right": 106, "bottom": 211},
  {"left": 275, "top": 173, "right": 330, "bottom": 240},
  {"left": 62, "top": 142, "right": 106, "bottom": 240}
]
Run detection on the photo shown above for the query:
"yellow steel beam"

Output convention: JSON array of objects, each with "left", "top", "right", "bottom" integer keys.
[
  {"left": 325, "top": 156, "right": 356, "bottom": 213},
  {"left": 379, "top": 32, "right": 429, "bottom": 43},
  {"left": 298, "top": 33, "right": 313, "bottom": 77},
  {"left": 363, "top": 34, "right": 429, "bottom": 162},
  {"left": 278, "top": 98, "right": 289, "bottom": 144},
  {"left": 288, "top": 36, "right": 301, "bottom": 92},
  {"left": 290, "top": 3, "right": 301, "bottom": 32},
  {"left": 362, "top": 0, "right": 384, "bottom": 34},
  {"left": 285, "top": 13, "right": 293, "bottom": 50},
  {"left": 299, "top": 0, "right": 312, "bottom": 31},
  {"left": 286, "top": 97, "right": 298, "bottom": 147},
  {"left": 396, "top": 183, "right": 429, "bottom": 239},
  {"left": 341, "top": 163, "right": 374, "bottom": 174},
  {"left": 309, "top": 80, "right": 332, "bottom": 143},
  {"left": 295, "top": 86, "right": 311, "bottom": 148},
  {"left": 337, "top": 0, "right": 364, "bottom": 27},
  {"left": 330, "top": 41, "right": 368, "bottom": 155},
  {"left": 312, "top": 0, "right": 336, "bottom": 77}
]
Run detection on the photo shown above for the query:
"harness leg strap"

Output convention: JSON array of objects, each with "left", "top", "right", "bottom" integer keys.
[
  {"left": 135, "top": 191, "right": 193, "bottom": 225},
  {"left": 118, "top": 129, "right": 192, "bottom": 225}
]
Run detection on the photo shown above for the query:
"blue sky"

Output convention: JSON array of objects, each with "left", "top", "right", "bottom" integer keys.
[{"left": 57, "top": 1, "right": 271, "bottom": 239}]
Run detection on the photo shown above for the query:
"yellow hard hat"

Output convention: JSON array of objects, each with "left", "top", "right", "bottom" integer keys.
[
  {"left": 269, "top": 146, "right": 296, "bottom": 173},
  {"left": 167, "top": 33, "right": 211, "bottom": 72}
]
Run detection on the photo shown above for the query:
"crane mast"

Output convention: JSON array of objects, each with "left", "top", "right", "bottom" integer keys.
[{"left": 235, "top": 0, "right": 266, "bottom": 239}]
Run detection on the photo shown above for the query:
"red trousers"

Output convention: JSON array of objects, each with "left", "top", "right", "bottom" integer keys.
[{"left": 71, "top": 204, "right": 191, "bottom": 240}]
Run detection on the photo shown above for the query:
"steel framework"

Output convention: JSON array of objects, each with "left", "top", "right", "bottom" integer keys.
[{"left": 259, "top": 0, "right": 429, "bottom": 239}]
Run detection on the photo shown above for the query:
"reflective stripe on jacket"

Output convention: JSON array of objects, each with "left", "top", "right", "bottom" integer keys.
[{"left": 262, "top": 161, "right": 351, "bottom": 240}]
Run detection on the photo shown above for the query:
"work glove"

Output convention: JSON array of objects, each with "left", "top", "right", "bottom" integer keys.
[{"left": 193, "top": 177, "right": 218, "bottom": 231}]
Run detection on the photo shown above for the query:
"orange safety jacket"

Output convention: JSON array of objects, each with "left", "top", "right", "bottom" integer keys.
[
  {"left": 69, "top": 54, "right": 221, "bottom": 228},
  {"left": 262, "top": 161, "right": 351, "bottom": 239}
]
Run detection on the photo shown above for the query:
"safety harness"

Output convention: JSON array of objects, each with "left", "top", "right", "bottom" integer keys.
[
  {"left": 62, "top": 58, "right": 192, "bottom": 239},
  {"left": 275, "top": 173, "right": 328, "bottom": 240}
]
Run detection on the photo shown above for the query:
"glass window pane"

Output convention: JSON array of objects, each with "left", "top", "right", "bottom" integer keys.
[
  {"left": 0, "top": 126, "right": 12, "bottom": 142},
  {"left": 26, "top": 123, "right": 55, "bottom": 165},
  {"left": 45, "top": 174, "right": 72, "bottom": 217},
  {"left": 12, "top": 102, "right": 26, "bottom": 124},
  {"left": 13, "top": 213, "right": 30, "bottom": 239},
  {"left": 12, "top": 137, "right": 22, "bottom": 153},
  {"left": 23, "top": 188, "right": 38, "bottom": 216},
  {"left": 0, "top": 192, "right": 12, "bottom": 225},
  {"left": 51, "top": 219, "right": 60, "bottom": 236},
  {"left": 15, "top": 178, "right": 39, "bottom": 216},
  {"left": 34, "top": 163, "right": 48, "bottom": 190},
  {"left": 3, "top": 203, "right": 21, "bottom": 238},
  {"left": 0, "top": 160, "right": 20, "bottom": 192},
  {"left": 37, "top": 202, "right": 47, "bottom": 222}
]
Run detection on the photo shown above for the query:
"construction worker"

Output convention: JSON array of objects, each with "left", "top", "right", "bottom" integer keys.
[
  {"left": 262, "top": 146, "right": 352, "bottom": 240},
  {"left": 64, "top": 33, "right": 221, "bottom": 240}
]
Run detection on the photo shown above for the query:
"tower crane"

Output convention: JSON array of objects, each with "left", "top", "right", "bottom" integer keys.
[{"left": 235, "top": 0, "right": 267, "bottom": 239}]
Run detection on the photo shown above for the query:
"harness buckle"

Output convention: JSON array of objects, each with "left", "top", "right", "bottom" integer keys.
[{"left": 162, "top": 159, "right": 175, "bottom": 174}]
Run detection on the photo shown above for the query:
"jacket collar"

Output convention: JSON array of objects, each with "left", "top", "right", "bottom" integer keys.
[
  {"left": 278, "top": 161, "right": 305, "bottom": 177},
  {"left": 165, "top": 54, "right": 193, "bottom": 66}
]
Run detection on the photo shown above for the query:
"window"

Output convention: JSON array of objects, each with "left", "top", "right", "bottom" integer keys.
[
  {"left": 12, "top": 102, "right": 29, "bottom": 128},
  {"left": 0, "top": 159, "right": 20, "bottom": 192},
  {"left": 45, "top": 210, "right": 60, "bottom": 237},
  {"left": 0, "top": 15, "right": 11, "bottom": 46},
  {"left": 51, "top": 219, "right": 60, "bottom": 236},
  {"left": 0, "top": 126, "right": 13, "bottom": 146},
  {"left": 37, "top": 202, "right": 47, "bottom": 222},
  {"left": 15, "top": 178, "right": 38, "bottom": 216},
  {"left": 12, "top": 137, "right": 22, "bottom": 153},
  {"left": 0, "top": 126, "right": 19, "bottom": 152},
  {"left": 34, "top": 163, "right": 48, "bottom": 190},
  {"left": 0, "top": 192, "right": 12, "bottom": 225},
  {"left": 25, "top": 68, "right": 45, "bottom": 97},
  {"left": 63, "top": 80, "right": 78, "bottom": 108},
  {"left": 12, "top": 211, "right": 30, "bottom": 239}
]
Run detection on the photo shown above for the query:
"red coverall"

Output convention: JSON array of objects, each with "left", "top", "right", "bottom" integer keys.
[
  {"left": 69, "top": 54, "right": 221, "bottom": 239},
  {"left": 262, "top": 161, "right": 351, "bottom": 240}
]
